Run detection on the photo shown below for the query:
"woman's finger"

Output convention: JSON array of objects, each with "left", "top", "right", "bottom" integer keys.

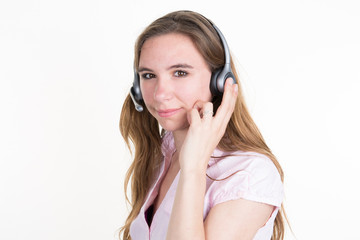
[
  {"left": 202, "top": 109, "right": 214, "bottom": 119},
  {"left": 222, "top": 78, "right": 237, "bottom": 111},
  {"left": 192, "top": 100, "right": 206, "bottom": 112},
  {"left": 214, "top": 78, "right": 238, "bottom": 124},
  {"left": 200, "top": 102, "right": 214, "bottom": 122},
  {"left": 188, "top": 108, "right": 201, "bottom": 126},
  {"left": 192, "top": 101, "right": 213, "bottom": 118}
]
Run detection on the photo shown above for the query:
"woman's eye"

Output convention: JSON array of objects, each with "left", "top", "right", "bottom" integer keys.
[
  {"left": 174, "top": 70, "right": 187, "bottom": 77},
  {"left": 141, "top": 73, "right": 156, "bottom": 79}
]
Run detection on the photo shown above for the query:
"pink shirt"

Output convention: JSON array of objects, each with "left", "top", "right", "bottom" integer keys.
[{"left": 130, "top": 132, "right": 284, "bottom": 240}]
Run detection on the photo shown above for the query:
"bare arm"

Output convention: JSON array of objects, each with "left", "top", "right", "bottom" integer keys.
[
  {"left": 166, "top": 169, "right": 207, "bottom": 240},
  {"left": 204, "top": 199, "right": 274, "bottom": 240}
]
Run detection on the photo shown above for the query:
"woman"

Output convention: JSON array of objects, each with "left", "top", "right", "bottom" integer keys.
[{"left": 119, "top": 10, "right": 285, "bottom": 240}]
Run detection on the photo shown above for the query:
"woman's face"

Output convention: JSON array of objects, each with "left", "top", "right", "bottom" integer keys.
[{"left": 139, "top": 33, "right": 212, "bottom": 132}]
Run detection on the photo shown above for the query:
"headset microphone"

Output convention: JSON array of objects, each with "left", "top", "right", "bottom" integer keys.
[{"left": 130, "top": 89, "right": 144, "bottom": 112}]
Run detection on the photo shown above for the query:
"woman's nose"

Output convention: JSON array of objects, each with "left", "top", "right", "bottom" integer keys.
[{"left": 154, "top": 77, "right": 173, "bottom": 101}]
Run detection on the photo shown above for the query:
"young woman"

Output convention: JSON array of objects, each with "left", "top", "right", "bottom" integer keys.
[{"left": 119, "top": 10, "right": 285, "bottom": 240}]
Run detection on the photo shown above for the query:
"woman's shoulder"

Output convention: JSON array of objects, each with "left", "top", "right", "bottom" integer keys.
[
  {"left": 206, "top": 149, "right": 283, "bottom": 208},
  {"left": 208, "top": 149, "right": 279, "bottom": 179}
]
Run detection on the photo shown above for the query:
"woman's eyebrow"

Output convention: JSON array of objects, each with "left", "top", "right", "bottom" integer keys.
[
  {"left": 138, "top": 64, "right": 194, "bottom": 73},
  {"left": 138, "top": 67, "right": 153, "bottom": 73},
  {"left": 167, "top": 64, "right": 194, "bottom": 70}
]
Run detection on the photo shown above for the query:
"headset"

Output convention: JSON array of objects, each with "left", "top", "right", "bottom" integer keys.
[{"left": 130, "top": 18, "right": 236, "bottom": 112}]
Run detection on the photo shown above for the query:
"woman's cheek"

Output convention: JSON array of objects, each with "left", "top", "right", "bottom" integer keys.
[
  {"left": 179, "top": 86, "right": 198, "bottom": 107},
  {"left": 140, "top": 82, "right": 153, "bottom": 104},
  {"left": 184, "top": 81, "right": 211, "bottom": 104}
]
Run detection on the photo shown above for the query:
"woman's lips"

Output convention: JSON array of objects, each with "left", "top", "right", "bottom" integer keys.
[{"left": 157, "top": 108, "right": 181, "bottom": 117}]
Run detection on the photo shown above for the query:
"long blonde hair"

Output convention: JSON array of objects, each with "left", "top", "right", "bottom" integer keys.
[{"left": 119, "top": 10, "right": 287, "bottom": 240}]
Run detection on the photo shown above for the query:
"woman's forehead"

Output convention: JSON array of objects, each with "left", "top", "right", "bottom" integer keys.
[{"left": 139, "top": 33, "right": 207, "bottom": 70}]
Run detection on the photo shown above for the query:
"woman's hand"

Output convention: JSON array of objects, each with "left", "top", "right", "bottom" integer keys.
[
  {"left": 167, "top": 79, "right": 238, "bottom": 240},
  {"left": 179, "top": 78, "right": 238, "bottom": 173}
]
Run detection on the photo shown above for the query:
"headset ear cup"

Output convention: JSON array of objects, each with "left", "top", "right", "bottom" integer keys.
[{"left": 210, "top": 69, "right": 222, "bottom": 96}]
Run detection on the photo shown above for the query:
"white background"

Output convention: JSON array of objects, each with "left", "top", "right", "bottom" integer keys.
[{"left": 1, "top": 0, "right": 359, "bottom": 239}]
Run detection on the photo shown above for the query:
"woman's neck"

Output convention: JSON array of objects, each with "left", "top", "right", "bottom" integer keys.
[{"left": 172, "top": 128, "right": 189, "bottom": 156}]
